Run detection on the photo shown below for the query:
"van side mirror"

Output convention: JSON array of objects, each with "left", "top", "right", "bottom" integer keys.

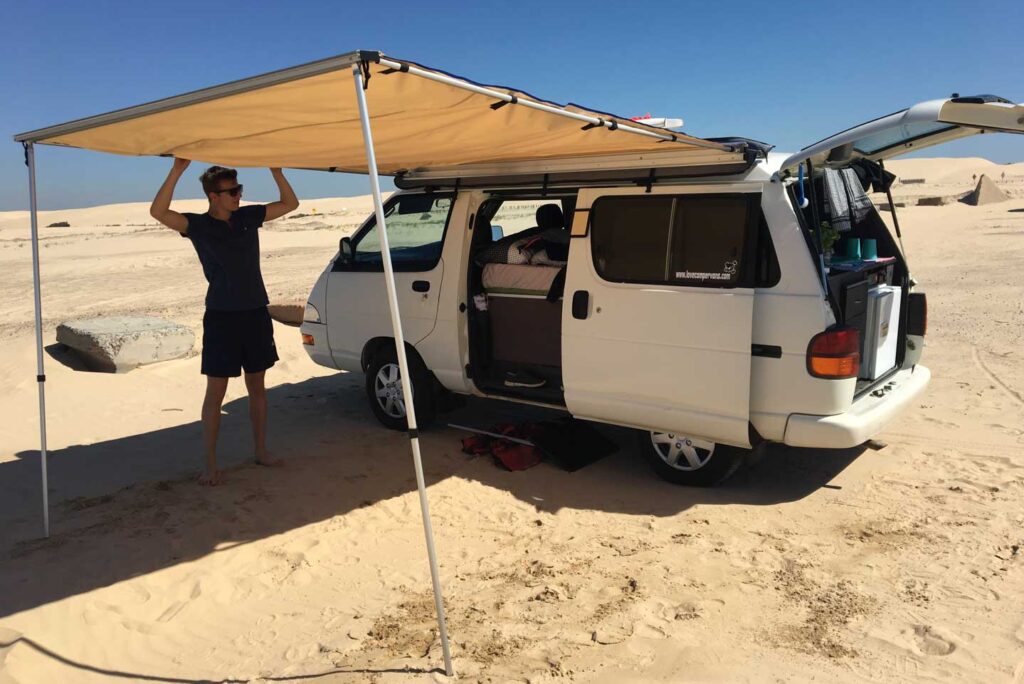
[{"left": 338, "top": 236, "right": 355, "bottom": 268}]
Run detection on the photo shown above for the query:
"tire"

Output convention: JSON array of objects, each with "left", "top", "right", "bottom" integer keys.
[
  {"left": 637, "top": 430, "right": 747, "bottom": 486},
  {"left": 364, "top": 346, "right": 437, "bottom": 431}
]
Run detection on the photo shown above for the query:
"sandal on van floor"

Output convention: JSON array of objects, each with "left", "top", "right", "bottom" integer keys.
[{"left": 503, "top": 370, "right": 546, "bottom": 388}]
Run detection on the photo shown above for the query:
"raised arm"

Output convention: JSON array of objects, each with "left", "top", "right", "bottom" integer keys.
[
  {"left": 264, "top": 168, "right": 300, "bottom": 221},
  {"left": 149, "top": 158, "right": 191, "bottom": 233}
]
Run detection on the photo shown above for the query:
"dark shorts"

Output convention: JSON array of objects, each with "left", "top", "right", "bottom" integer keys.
[{"left": 201, "top": 307, "right": 278, "bottom": 377}]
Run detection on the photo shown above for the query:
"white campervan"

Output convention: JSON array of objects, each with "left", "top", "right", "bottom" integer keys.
[{"left": 301, "top": 95, "right": 1023, "bottom": 485}]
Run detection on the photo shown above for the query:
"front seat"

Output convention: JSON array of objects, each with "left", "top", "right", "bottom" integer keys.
[
  {"left": 533, "top": 203, "right": 569, "bottom": 264},
  {"left": 535, "top": 203, "right": 564, "bottom": 231}
]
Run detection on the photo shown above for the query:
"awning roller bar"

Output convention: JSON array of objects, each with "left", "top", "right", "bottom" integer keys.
[
  {"left": 374, "top": 56, "right": 736, "bottom": 153},
  {"left": 14, "top": 52, "right": 367, "bottom": 145}
]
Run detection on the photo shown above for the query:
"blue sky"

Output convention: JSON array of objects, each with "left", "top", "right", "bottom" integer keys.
[{"left": 2, "top": 0, "right": 1022, "bottom": 210}]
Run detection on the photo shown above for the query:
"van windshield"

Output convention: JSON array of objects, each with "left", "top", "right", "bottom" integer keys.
[{"left": 352, "top": 194, "right": 454, "bottom": 271}]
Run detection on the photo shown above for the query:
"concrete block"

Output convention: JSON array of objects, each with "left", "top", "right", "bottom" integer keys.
[{"left": 56, "top": 316, "right": 195, "bottom": 373}]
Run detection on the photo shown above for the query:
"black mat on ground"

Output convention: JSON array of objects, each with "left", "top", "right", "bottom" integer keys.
[{"left": 532, "top": 417, "right": 619, "bottom": 472}]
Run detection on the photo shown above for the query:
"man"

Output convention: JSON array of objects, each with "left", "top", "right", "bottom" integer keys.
[{"left": 150, "top": 159, "right": 299, "bottom": 485}]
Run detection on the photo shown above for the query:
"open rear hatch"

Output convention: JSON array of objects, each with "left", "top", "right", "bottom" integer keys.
[
  {"left": 782, "top": 94, "right": 1022, "bottom": 394},
  {"left": 782, "top": 94, "right": 1024, "bottom": 173}
]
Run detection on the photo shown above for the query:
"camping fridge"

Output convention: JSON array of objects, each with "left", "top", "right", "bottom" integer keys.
[{"left": 860, "top": 285, "right": 902, "bottom": 380}]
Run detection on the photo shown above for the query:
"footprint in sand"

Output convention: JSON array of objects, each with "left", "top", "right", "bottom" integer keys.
[
  {"left": 910, "top": 624, "right": 956, "bottom": 656},
  {"left": 923, "top": 415, "right": 960, "bottom": 429},
  {"left": 592, "top": 620, "right": 632, "bottom": 645},
  {"left": 157, "top": 581, "right": 202, "bottom": 623},
  {"left": 988, "top": 423, "right": 1024, "bottom": 437},
  {"left": 632, "top": 620, "right": 668, "bottom": 639}
]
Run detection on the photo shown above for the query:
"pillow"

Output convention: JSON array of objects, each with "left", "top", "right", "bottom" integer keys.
[
  {"left": 474, "top": 228, "right": 544, "bottom": 265},
  {"left": 528, "top": 228, "right": 570, "bottom": 265},
  {"left": 529, "top": 248, "right": 567, "bottom": 266}
]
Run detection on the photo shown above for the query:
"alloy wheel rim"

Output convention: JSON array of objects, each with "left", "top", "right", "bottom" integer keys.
[
  {"left": 650, "top": 432, "right": 715, "bottom": 471},
  {"left": 374, "top": 363, "right": 406, "bottom": 418}
]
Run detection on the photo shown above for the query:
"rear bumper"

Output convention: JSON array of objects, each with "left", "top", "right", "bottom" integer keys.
[{"left": 783, "top": 365, "right": 931, "bottom": 449}]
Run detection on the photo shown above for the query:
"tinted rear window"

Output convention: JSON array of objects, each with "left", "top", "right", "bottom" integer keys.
[{"left": 590, "top": 194, "right": 758, "bottom": 288}]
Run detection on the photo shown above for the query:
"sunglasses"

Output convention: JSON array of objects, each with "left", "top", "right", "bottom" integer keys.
[{"left": 213, "top": 184, "right": 243, "bottom": 197}]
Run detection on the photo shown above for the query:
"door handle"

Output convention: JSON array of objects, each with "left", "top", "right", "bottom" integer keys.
[
  {"left": 412, "top": 280, "right": 431, "bottom": 293},
  {"left": 572, "top": 290, "right": 590, "bottom": 319}
]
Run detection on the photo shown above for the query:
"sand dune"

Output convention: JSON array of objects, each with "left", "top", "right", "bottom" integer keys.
[
  {"left": 1, "top": 159, "right": 1023, "bottom": 683},
  {"left": 887, "top": 157, "right": 1024, "bottom": 186}
]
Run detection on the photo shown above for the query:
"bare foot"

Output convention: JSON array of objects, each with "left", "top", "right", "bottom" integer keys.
[
  {"left": 198, "top": 468, "right": 224, "bottom": 486},
  {"left": 255, "top": 453, "right": 284, "bottom": 468}
]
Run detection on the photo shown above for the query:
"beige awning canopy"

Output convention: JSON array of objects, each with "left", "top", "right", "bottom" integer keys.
[{"left": 14, "top": 50, "right": 746, "bottom": 175}]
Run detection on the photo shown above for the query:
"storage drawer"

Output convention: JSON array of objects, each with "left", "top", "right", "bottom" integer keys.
[{"left": 488, "top": 296, "right": 562, "bottom": 367}]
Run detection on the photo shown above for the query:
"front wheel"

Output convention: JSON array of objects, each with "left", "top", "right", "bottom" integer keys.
[
  {"left": 637, "top": 430, "right": 747, "bottom": 486},
  {"left": 364, "top": 347, "right": 436, "bottom": 431}
]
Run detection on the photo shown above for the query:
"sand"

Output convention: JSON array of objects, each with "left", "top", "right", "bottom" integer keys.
[{"left": 0, "top": 158, "right": 1022, "bottom": 683}]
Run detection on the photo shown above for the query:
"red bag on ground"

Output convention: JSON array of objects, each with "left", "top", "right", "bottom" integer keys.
[
  {"left": 491, "top": 440, "right": 542, "bottom": 471},
  {"left": 459, "top": 423, "right": 543, "bottom": 471}
]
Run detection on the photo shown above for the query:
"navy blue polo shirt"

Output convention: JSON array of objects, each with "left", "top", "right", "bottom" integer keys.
[{"left": 181, "top": 204, "right": 269, "bottom": 311}]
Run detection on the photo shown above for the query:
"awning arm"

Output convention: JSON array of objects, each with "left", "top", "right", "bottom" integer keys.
[{"left": 374, "top": 56, "right": 737, "bottom": 153}]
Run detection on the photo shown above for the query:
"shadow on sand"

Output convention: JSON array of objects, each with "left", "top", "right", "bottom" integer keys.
[
  {"left": 1, "top": 372, "right": 864, "bottom": 618},
  {"left": 0, "top": 630, "right": 438, "bottom": 683},
  {"left": 44, "top": 343, "right": 93, "bottom": 372}
]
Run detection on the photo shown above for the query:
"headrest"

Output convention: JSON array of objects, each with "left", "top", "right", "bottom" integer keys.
[{"left": 535, "top": 204, "right": 564, "bottom": 230}]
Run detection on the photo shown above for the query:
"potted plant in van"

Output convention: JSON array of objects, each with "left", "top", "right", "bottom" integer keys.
[{"left": 820, "top": 220, "right": 840, "bottom": 266}]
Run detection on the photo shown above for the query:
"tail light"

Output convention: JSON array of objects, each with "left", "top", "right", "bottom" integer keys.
[
  {"left": 302, "top": 333, "right": 315, "bottom": 346},
  {"left": 807, "top": 328, "right": 860, "bottom": 379},
  {"left": 907, "top": 292, "right": 927, "bottom": 336}
]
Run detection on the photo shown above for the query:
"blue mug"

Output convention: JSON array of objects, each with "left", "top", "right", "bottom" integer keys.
[
  {"left": 845, "top": 237, "right": 861, "bottom": 259},
  {"left": 862, "top": 238, "right": 878, "bottom": 260}
]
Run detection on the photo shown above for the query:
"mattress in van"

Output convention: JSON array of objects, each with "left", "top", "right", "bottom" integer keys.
[{"left": 482, "top": 263, "right": 562, "bottom": 296}]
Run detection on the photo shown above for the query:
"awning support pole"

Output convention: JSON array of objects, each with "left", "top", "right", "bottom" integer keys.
[
  {"left": 24, "top": 142, "right": 50, "bottom": 539},
  {"left": 351, "top": 65, "right": 454, "bottom": 677}
]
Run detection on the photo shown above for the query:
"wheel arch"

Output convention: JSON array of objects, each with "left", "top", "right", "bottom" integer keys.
[{"left": 361, "top": 337, "right": 430, "bottom": 374}]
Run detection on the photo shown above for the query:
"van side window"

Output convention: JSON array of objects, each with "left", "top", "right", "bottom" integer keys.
[
  {"left": 488, "top": 199, "right": 558, "bottom": 240},
  {"left": 351, "top": 194, "right": 454, "bottom": 272},
  {"left": 590, "top": 194, "right": 765, "bottom": 288},
  {"left": 752, "top": 213, "right": 781, "bottom": 288}
]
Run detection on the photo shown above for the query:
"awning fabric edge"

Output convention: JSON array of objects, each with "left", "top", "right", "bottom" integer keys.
[
  {"left": 14, "top": 51, "right": 747, "bottom": 175},
  {"left": 13, "top": 51, "right": 372, "bottom": 144}
]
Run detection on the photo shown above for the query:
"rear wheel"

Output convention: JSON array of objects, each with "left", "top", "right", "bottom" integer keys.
[
  {"left": 638, "top": 430, "right": 746, "bottom": 486},
  {"left": 365, "top": 347, "right": 437, "bottom": 431}
]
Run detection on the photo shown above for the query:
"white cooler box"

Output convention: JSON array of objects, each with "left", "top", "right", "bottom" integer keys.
[{"left": 860, "top": 285, "right": 901, "bottom": 380}]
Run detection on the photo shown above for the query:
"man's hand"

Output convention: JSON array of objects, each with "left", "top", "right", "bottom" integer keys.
[
  {"left": 265, "top": 167, "right": 299, "bottom": 222},
  {"left": 150, "top": 158, "right": 191, "bottom": 233}
]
